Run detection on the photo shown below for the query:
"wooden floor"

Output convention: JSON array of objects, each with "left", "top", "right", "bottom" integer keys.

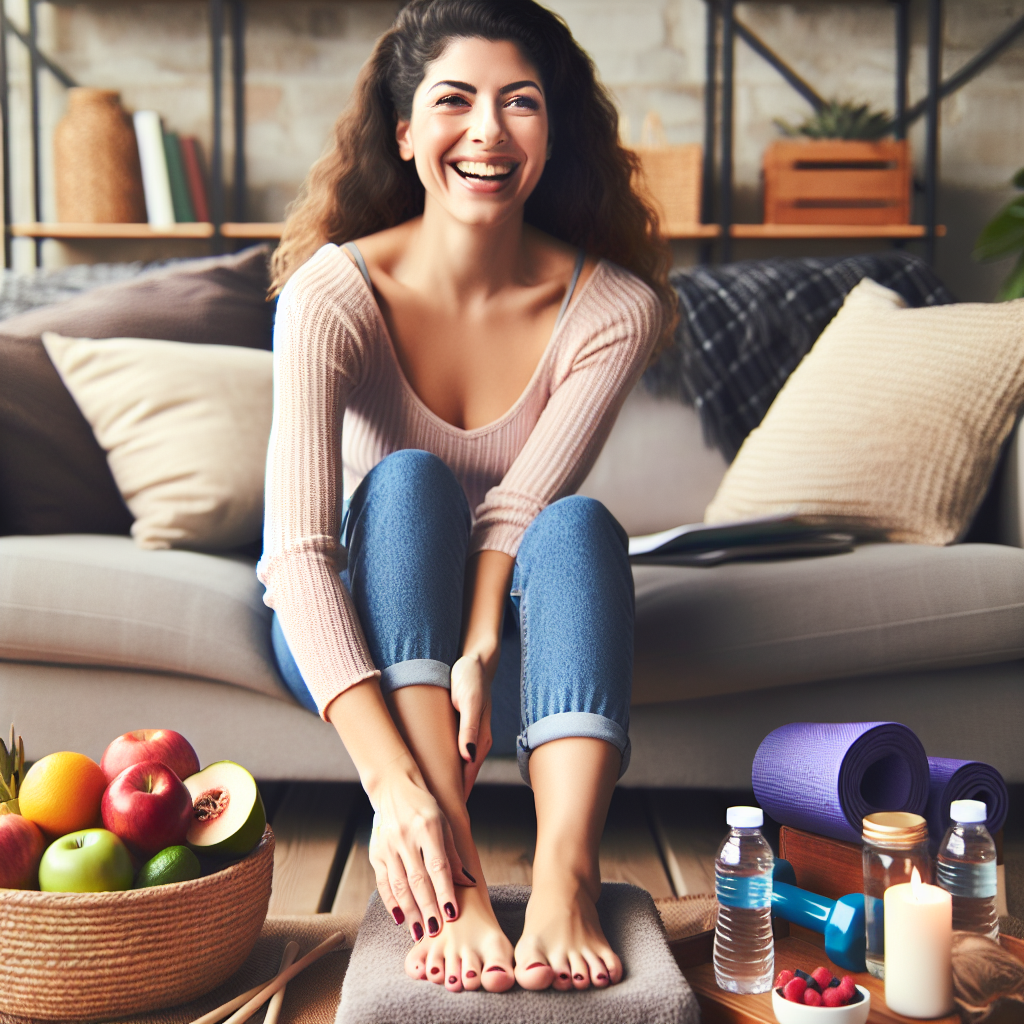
[{"left": 259, "top": 782, "right": 766, "bottom": 926}]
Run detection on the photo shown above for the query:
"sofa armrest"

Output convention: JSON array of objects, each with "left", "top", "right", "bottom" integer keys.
[{"left": 998, "top": 416, "right": 1023, "bottom": 547}]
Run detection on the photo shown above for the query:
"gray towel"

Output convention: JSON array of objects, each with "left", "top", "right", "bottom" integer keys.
[{"left": 336, "top": 884, "right": 699, "bottom": 1024}]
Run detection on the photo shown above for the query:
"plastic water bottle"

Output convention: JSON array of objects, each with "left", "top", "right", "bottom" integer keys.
[
  {"left": 937, "top": 799, "right": 999, "bottom": 940},
  {"left": 713, "top": 806, "right": 775, "bottom": 994}
]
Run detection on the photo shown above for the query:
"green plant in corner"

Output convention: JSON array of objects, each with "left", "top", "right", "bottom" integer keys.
[
  {"left": 973, "top": 168, "right": 1024, "bottom": 300},
  {"left": 775, "top": 100, "right": 892, "bottom": 141},
  {"left": 0, "top": 724, "right": 25, "bottom": 815}
]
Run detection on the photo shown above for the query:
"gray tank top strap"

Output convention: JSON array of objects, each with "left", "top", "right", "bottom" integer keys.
[
  {"left": 342, "top": 241, "right": 373, "bottom": 290},
  {"left": 555, "top": 248, "right": 587, "bottom": 327}
]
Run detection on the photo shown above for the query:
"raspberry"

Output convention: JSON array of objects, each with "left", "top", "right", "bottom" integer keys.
[
  {"left": 836, "top": 975, "right": 856, "bottom": 1001},
  {"left": 784, "top": 977, "right": 807, "bottom": 1003},
  {"left": 775, "top": 970, "right": 795, "bottom": 989},
  {"left": 811, "top": 966, "right": 834, "bottom": 989},
  {"left": 822, "top": 986, "right": 846, "bottom": 1008},
  {"left": 803, "top": 989, "right": 823, "bottom": 1007}
]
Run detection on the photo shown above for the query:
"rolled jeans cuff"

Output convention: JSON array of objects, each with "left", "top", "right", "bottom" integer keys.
[
  {"left": 379, "top": 658, "right": 451, "bottom": 694},
  {"left": 517, "top": 711, "right": 631, "bottom": 786}
]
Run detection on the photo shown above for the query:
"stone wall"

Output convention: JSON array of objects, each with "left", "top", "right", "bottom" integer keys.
[{"left": 5, "top": 0, "right": 1023, "bottom": 297}]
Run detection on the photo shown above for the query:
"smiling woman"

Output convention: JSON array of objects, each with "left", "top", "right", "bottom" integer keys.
[{"left": 260, "top": 0, "right": 675, "bottom": 998}]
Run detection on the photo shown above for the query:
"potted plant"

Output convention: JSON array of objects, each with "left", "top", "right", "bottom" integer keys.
[
  {"left": 973, "top": 168, "right": 1024, "bottom": 300},
  {"left": 763, "top": 101, "right": 910, "bottom": 226}
]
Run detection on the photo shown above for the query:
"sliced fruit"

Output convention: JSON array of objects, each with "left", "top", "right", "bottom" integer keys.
[
  {"left": 183, "top": 761, "right": 265, "bottom": 857},
  {"left": 135, "top": 845, "right": 202, "bottom": 888}
]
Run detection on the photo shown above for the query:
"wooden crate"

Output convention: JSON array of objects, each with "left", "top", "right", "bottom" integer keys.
[
  {"left": 633, "top": 142, "right": 703, "bottom": 237},
  {"left": 763, "top": 139, "right": 911, "bottom": 226}
]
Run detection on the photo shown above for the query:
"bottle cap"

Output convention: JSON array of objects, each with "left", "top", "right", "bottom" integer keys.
[
  {"left": 950, "top": 799, "right": 987, "bottom": 823},
  {"left": 727, "top": 806, "right": 763, "bottom": 828},
  {"left": 862, "top": 811, "right": 929, "bottom": 847}
]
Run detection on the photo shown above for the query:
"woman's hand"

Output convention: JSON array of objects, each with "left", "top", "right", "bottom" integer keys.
[
  {"left": 450, "top": 652, "right": 494, "bottom": 797},
  {"left": 367, "top": 762, "right": 474, "bottom": 941}
]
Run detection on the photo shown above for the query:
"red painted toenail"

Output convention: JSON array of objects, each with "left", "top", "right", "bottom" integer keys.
[
  {"left": 597, "top": 973, "right": 607, "bottom": 980},
  {"left": 486, "top": 966, "right": 506, "bottom": 972},
  {"left": 527, "top": 962, "right": 546, "bottom": 970},
  {"left": 466, "top": 971, "right": 477, "bottom": 978},
  {"left": 574, "top": 974, "right": 584, "bottom": 981},
  {"left": 430, "top": 967, "right": 440, "bottom": 974},
  {"left": 449, "top": 976, "right": 457, "bottom": 984},
  {"left": 560, "top": 973, "right": 569, "bottom": 980}
]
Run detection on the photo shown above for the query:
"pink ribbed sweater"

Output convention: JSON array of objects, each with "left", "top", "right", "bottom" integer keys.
[{"left": 257, "top": 243, "right": 661, "bottom": 716}]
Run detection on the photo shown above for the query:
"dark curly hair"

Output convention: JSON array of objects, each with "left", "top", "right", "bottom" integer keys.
[{"left": 270, "top": 0, "right": 677, "bottom": 357}]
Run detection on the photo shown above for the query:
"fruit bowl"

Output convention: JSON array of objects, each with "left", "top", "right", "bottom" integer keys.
[
  {"left": 772, "top": 985, "right": 871, "bottom": 1024},
  {"left": 0, "top": 825, "right": 274, "bottom": 1021}
]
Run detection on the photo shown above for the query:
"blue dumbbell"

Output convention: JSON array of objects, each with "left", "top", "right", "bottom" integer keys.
[{"left": 771, "top": 860, "right": 866, "bottom": 973}]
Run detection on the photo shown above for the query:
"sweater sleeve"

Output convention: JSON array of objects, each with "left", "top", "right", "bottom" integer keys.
[
  {"left": 469, "top": 264, "right": 662, "bottom": 556},
  {"left": 257, "top": 246, "right": 380, "bottom": 718}
]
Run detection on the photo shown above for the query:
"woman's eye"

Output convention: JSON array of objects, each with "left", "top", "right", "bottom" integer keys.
[
  {"left": 505, "top": 95, "right": 539, "bottom": 111},
  {"left": 435, "top": 94, "right": 470, "bottom": 108}
]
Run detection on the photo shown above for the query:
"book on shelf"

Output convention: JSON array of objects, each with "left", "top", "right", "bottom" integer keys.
[
  {"left": 162, "top": 131, "right": 196, "bottom": 223},
  {"left": 179, "top": 136, "right": 210, "bottom": 223},
  {"left": 132, "top": 110, "right": 174, "bottom": 228}
]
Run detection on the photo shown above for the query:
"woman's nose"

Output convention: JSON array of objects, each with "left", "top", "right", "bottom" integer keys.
[{"left": 469, "top": 101, "right": 505, "bottom": 147}]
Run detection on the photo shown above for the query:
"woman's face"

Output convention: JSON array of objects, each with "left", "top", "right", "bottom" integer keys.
[{"left": 396, "top": 37, "right": 550, "bottom": 228}]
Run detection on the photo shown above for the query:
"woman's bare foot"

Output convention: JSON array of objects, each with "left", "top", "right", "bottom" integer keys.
[
  {"left": 404, "top": 882, "right": 515, "bottom": 992},
  {"left": 514, "top": 861, "right": 623, "bottom": 991}
]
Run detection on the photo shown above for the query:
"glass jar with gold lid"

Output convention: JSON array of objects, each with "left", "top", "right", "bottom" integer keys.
[{"left": 862, "top": 811, "right": 931, "bottom": 978}]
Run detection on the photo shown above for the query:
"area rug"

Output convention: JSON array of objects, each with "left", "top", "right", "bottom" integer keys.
[{"left": 337, "top": 884, "right": 699, "bottom": 1024}]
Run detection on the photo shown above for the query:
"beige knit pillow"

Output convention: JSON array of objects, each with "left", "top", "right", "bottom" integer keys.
[
  {"left": 42, "top": 332, "right": 272, "bottom": 550},
  {"left": 704, "top": 279, "right": 1024, "bottom": 544}
]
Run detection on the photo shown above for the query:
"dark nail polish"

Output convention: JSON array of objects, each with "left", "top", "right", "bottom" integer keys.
[
  {"left": 462, "top": 868, "right": 476, "bottom": 883},
  {"left": 466, "top": 971, "right": 477, "bottom": 978},
  {"left": 428, "top": 916, "right": 439, "bottom": 935},
  {"left": 448, "top": 975, "right": 457, "bottom": 984},
  {"left": 430, "top": 966, "right": 440, "bottom": 975},
  {"left": 486, "top": 966, "right": 506, "bottom": 973},
  {"left": 597, "top": 973, "right": 607, "bottom": 980},
  {"left": 392, "top": 907, "right": 405, "bottom": 925},
  {"left": 413, "top": 922, "right": 423, "bottom": 941},
  {"left": 574, "top": 973, "right": 584, "bottom": 981},
  {"left": 444, "top": 901, "right": 456, "bottom": 919},
  {"left": 467, "top": 742, "right": 476, "bottom": 762},
  {"left": 560, "top": 973, "right": 569, "bottom": 980}
]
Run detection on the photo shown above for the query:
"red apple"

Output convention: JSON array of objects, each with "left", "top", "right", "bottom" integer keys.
[
  {"left": 100, "top": 729, "right": 200, "bottom": 784},
  {"left": 101, "top": 761, "right": 193, "bottom": 858},
  {"left": 0, "top": 813, "right": 46, "bottom": 889}
]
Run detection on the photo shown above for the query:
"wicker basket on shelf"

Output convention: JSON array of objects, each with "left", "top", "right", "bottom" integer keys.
[
  {"left": 631, "top": 112, "right": 703, "bottom": 236},
  {"left": 0, "top": 827, "right": 274, "bottom": 1022}
]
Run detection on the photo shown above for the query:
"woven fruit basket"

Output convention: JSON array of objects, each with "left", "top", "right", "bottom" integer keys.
[{"left": 0, "top": 826, "right": 274, "bottom": 1021}]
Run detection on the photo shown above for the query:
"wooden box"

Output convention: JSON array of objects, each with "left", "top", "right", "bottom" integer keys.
[{"left": 763, "top": 139, "right": 911, "bottom": 226}]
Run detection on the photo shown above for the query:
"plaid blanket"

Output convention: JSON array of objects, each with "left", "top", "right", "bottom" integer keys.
[{"left": 644, "top": 252, "right": 955, "bottom": 460}]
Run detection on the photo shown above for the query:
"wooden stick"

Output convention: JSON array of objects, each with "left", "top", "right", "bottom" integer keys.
[
  {"left": 264, "top": 941, "right": 299, "bottom": 1024},
  {"left": 188, "top": 932, "right": 343, "bottom": 1024},
  {"left": 221, "top": 932, "right": 346, "bottom": 1024}
]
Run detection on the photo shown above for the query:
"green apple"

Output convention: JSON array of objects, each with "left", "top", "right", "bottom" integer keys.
[{"left": 39, "top": 828, "right": 134, "bottom": 893}]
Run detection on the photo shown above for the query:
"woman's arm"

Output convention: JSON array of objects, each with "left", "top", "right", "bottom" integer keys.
[{"left": 451, "top": 549, "right": 514, "bottom": 792}]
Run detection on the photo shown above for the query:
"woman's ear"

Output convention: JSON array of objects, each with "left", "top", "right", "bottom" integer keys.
[{"left": 396, "top": 119, "right": 414, "bottom": 161}]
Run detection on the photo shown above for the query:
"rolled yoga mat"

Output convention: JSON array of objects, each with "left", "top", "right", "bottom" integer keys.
[
  {"left": 926, "top": 757, "right": 1009, "bottom": 841},
  {"left": 752, "top": 722, "right": 930, "bottom": 843}
]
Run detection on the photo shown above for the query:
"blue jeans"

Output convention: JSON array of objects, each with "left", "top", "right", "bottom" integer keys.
[{"left": 271, "top": 449, "right": 634, "bottom": 783}]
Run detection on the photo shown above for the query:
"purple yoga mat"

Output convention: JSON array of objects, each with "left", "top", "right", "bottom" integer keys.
[
  {"left": 752, "top": 722, "right": 930, "bottom": 843},
  {"left": 926, "top": 757, "right": 1008, "bottom": 841}
]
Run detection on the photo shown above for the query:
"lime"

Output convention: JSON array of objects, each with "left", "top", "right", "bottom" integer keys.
[{"left": 134, "top": 845, "right": 202, "bottom": 888}]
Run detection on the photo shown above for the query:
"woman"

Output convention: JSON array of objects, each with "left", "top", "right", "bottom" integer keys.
[{"left": 259, "top": 0, "right": 675, "bottom": 994}]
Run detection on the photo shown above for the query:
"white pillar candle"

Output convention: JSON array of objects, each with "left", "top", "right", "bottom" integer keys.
[{"left": 884, "top": 868, "right": 953, "bottom": 1018}]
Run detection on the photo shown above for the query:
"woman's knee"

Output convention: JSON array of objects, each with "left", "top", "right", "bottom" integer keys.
[
  {"left": 519, "top": 495, "right": 627, "bottom": 559},
  {"left": 351, "top": 450, "right": 469, "bottom": 528}
]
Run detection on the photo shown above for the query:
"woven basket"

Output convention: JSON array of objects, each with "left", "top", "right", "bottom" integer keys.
[
  {"left": 0, "top": 827, "right": 274, "bottom": 1021},
  {"left": 631, "top": 112, "right": 702, "bottom": 236}
]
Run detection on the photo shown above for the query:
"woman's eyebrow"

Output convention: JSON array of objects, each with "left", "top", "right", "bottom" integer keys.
[
  {"left": 429, "top": 80, "right": 476, "bottom": 94},
  {"left": 426, "top": 79, "right": 542, "bottom": 95},
  {"left": 499, "top": 80, "right": 541, "bottom": 95}
]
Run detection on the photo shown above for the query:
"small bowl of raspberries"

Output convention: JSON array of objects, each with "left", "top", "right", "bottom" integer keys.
[{"left": 770, "top": 967, "right": 870, "bottom": 1024}]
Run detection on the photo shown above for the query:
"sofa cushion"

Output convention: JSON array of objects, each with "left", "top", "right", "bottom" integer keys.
[
  {"left": 0, "top": 246, "right": 273, "bottom": 538},
  {"left": 0, "top": 534, "right": 286, "bottom": 699},
  {"left": 632, "top": 542, "right": 1024, "bottom": 705}
]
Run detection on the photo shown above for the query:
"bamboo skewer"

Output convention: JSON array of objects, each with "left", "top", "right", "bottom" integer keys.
[
  {"left": 264, "top": 941, "right": 299, "bottom": 1024},
  {"left": 189, "top": 932, "right": 345, "bottom": 1024}
]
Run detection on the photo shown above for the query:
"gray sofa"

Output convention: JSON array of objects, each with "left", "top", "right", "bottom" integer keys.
[{"left": 2, "top": 386, "right": 1022, "bottom": 789}]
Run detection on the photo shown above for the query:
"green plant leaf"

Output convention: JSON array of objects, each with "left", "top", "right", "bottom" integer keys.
[
  {"left": 1013, "top": 167, "right": 1024, "bottom": 190},
  {"left": 997, "top": 252, "right": 1024, "bottom": 301},
  {"left": 774, "top": 99, "right": 893, "bottom": 140},
  {"left": 973, "top": 202, "right": 1024, "bottom": 261}
]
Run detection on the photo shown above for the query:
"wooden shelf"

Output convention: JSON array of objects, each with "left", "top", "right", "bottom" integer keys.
[
  {"left": 664, "top": 224, "right": 723, "bottom": 240},
  {"left": 220, "top": 222, "right": 284, "bottom": 239},
  {"left": 730, "top": 223, "right": 946, "bottom": 239},
  {"left": 12, "top": 222, "right": 215, "bottom": 239}
]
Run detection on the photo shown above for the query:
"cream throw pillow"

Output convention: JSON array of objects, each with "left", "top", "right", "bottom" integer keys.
[
  {"left": 704, "top": 279, "right": 1024, "bottom": 544},
  {"left": 42, "top": 333, "right": 272, "bottom": 550}
]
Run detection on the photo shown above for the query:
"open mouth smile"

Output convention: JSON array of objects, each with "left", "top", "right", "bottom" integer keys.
[{"left": 451, "top": 160, "right": 518, "bottom": 182}]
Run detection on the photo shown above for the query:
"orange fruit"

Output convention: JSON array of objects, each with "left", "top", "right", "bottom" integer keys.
[{"left": 19, "top": 752, "right": 107, "bottom": 838}]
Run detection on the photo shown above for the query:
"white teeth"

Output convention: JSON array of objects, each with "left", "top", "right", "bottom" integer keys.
[{"left": 454, "top": 161, "right": 514, "bottom": 177}]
